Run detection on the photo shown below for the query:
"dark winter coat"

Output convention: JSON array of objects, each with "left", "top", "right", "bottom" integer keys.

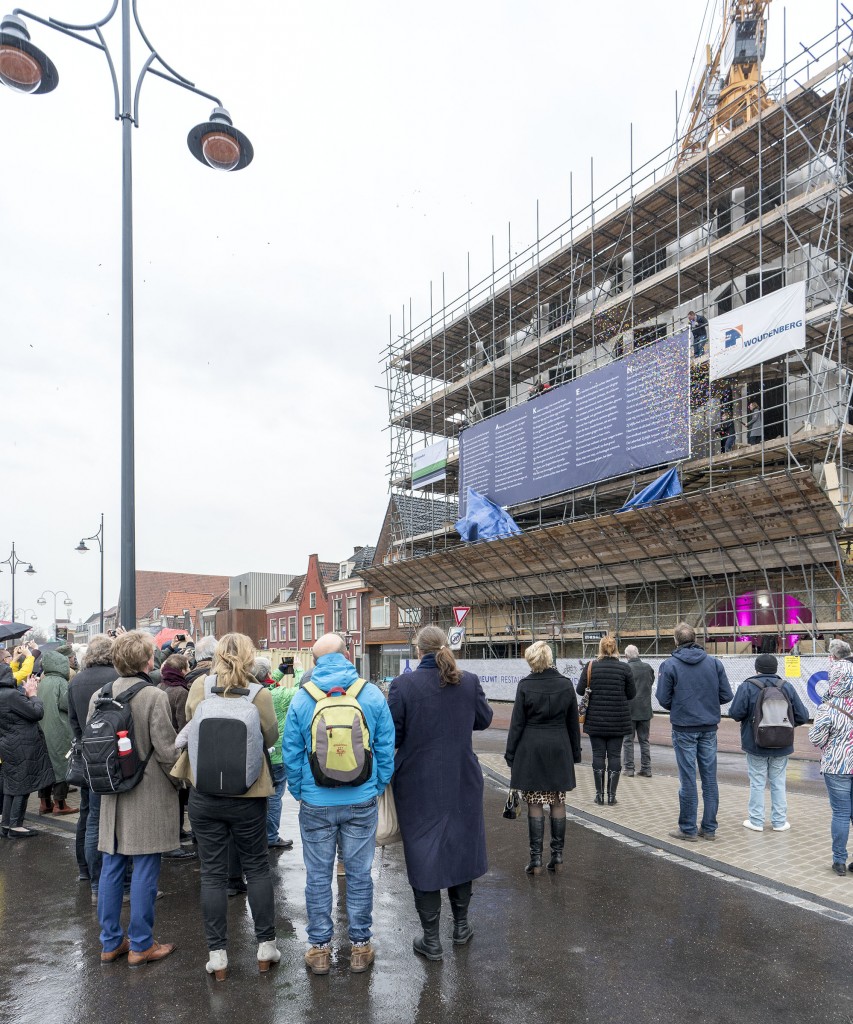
[
  {"left": 68, "top": 663, "right": 118, "bottom": 740},
  {"left": 0, "top": 664, "right": 55, "bottom": 796},
  {"left": 504, "top": 668, "right": 581, "bottom": 792},
  {"left": 577, "top": 657, "right": 635, "bottom": 737},
  {"left": 627, "top": 658, "right": 655, "bottom": 721},
  {"left": 728, "top": 673, "right": 810, "bottom": 756},
  {"left": 656, "top": 644, "right": 734, "bottom": 730},
  {"left": 159, "top": 666, "right": 191, "bottom": 733},
  {"left": 37, "top": 650, "right": 73, "bottom": 783},
  {"left": 388, "top": 654, "right": 493, "bottom": 891}
]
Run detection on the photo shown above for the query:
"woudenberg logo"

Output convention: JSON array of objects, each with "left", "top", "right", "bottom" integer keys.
[{"left": 724, "top": 326, "right": 743, "bottom": 349}]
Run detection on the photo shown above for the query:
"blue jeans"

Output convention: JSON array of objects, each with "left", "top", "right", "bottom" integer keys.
[
  {"left": 299, "top": 798, "right": 378, "bottom": 946},
  {"left": 823, "top": 773, "right": 853, "bottom": 864},
  {"left": 746, "top": 753, "right": 788, "bottom": 828},
  {"left": 671, "top": 728, "right": 719, "bottom": 835},
  {"left": 98, "top": 851, "right": 162, "bottom": 952},
  {"left": 85, "top": 791, "right": 103, "bottom": 893},
  {"left": 267, "top": 764, "right": 287, "bottom": 843}
]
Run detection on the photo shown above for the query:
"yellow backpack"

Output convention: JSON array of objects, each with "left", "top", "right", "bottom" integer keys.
[{"left": 303, "top": 679, "right": 373, "bottom": 787}]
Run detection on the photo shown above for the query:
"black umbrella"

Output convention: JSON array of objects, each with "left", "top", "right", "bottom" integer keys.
[{"left": 0, "top": 621, "right": 35, "bottom": 643}]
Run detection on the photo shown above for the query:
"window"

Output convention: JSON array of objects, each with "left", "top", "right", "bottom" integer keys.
[
  {"left": 398, "top": 607, "right": 421, "bottom": 627},
  {"left": 315, "top": 614, "right": 325, "bottom": 636},
  {"left": 309, "top": 592, "right": 317, "bottom": 609},
  {"left": 289, "top": 617, "right": 297, "bottom": 641},
  {"left": 279, "top": 618, "right": 287, "bottom": 641},
  {"left": 270, "top": 619, "right": 278, "bottom": 643},
  {"left": 302, "top": 616, "right": 312, "bottom": 641},
  {"left": 339, "top": 562, "right": 350, "bottom": 581},
  {"left": 333, "top": 598, "right": 342, "bottom": 632},
  {"left": 370, "top": 597, "right": 391, "bottom": 629},
  {"left": 346, "top": 596, "right": 358, "bottom": 631}
]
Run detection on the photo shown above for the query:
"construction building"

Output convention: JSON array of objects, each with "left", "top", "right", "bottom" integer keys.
[{"left": 365, "top": 8, "right": 853, "bottom": 659}]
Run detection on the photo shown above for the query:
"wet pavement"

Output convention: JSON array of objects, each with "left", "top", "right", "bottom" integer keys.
[{"left": 2, "top": 773, "right": 853, "bottom": 1024}]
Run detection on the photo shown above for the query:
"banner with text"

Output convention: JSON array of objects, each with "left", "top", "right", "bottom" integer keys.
[
  {"left": 412, "top": 439, "right": 448, "bottom": 489},
  {"left": 458, "top": 333, "right": 691, "bottom": 511},
  {"left": 709, "top": 281, "right": 806, "bottom": 381}
]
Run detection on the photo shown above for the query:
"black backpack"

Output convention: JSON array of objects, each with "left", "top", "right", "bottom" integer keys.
[
  {"left": 81, "top": 678, "right": 154, "bottom": 794},
  {"left": 750, "top": 676, "right": 795, "bottom": 749}
]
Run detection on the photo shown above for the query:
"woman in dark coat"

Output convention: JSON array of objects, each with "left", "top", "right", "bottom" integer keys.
[
  {"left": 504, "top": 641, "right": 581, "bottom": 875},
  {"left": 0, "top": 653, "right": 55, "bottom": 838},
  {"left": 577, "top": 635, "right": 635, "bottom": 807},
  {"left": 388, "top": 625, "right": 493, "bottom": 962}
]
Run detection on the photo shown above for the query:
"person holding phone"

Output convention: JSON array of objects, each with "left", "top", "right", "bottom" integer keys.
[{"left": 0, "top": 649, "right": 55, "bottom": 837}]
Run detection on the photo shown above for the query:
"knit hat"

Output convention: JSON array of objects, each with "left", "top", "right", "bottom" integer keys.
[{"left": 755, "top": 653, "right": 778, "bottom": 675}]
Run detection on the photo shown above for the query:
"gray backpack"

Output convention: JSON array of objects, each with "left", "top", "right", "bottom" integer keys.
[{"left": 186, "top": 675, "right": 265, "bottom": 796}]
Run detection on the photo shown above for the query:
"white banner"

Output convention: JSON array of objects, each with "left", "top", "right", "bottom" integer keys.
[
  {"left": 709, "top": 281, "right": 806, "bottom": 381},
  {"left": 399, "top": 654, "right": 832, "bottom": 719},
  {"left": 412, "top": 440, "right": 448, "bottom": 489}
]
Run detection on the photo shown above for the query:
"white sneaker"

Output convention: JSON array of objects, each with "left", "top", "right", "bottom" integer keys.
[
  {"left": 206, "top": 949, "right": 228, "bottom": 980},
  {"left": 742, "top": 819, "right": 764, "bottom": 832},
  {"left": 258, "top": 940, "right": 281, "bottom": 973},
  {"left": 772, "top": 821, "right": 791, "bottom": 832}
]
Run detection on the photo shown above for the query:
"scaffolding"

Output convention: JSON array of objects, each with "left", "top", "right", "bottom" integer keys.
[{"left": 371, "top": 15, "right": 853, "bottom": 657}]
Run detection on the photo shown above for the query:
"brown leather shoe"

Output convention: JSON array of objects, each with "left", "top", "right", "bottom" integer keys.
[
  {"left": 128, "top": 941, "right": 176, "bottom": 967},
  {"left": 349, "top": 942, "right": 374, "bottom": 973},
  {"left": 52, "top": 802, "right": 78, "bottom": 815},
  {"left": 101, "top": 938, "right": 130, "bottom": 963},
  {"left": 38, "top": 798, "right": 53, "bottom": 815},
  {"left": 304, "top": 946, "right": 330, "bottom": 975}
]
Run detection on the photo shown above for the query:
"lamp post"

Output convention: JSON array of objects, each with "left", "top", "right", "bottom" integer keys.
[
  {"left": 0, "top": 542, "right": 36, "bottom": 622},
  {"left": 76, "top": 513, "right": 105, "bottom": 633},
  {"left": 36, "top": 589, "right": 73, "bottom": 639},
  {"left": 0, "top": 5, "right": 254, "bottom": 630}
]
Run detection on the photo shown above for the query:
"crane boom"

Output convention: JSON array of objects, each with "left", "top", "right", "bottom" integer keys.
[{"left": 677, "top": 0, "right": 773, "bottom": 167}]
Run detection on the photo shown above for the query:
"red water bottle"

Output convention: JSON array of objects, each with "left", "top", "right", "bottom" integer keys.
[{"left": 117, "top": 730, "right": 135, "bottom": 778}]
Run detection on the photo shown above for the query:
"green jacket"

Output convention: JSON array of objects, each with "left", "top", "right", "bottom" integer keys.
[
  {"left": 37, "top": 650, "right": 72, "bottom": 783},
  {"left": 270, "top": 683, "right": 297, "bottom": 765}
]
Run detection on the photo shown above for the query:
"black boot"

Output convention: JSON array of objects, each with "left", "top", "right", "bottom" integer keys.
[
  {"left": 593, "top": 769, "right": 605, "bottom": 805},
  {"left": 525, "top": 815, "right": 545, "bottom": 875},
  {"left": 412, "top": 891, "right": 443, "bottom": 961},
  {"left": 448, "top": 882, "right": 473, "bottom": 945},
  {"left": 547, "top": 816, "right": 566, "bottom": 872},
  {"left": 607, "top": 770, "right": 621, "bottom": 805}
]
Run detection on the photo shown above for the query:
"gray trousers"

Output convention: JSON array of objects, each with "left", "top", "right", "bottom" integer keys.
[{"left": 622, "top": 720, "right": 652, "bottom": 771}]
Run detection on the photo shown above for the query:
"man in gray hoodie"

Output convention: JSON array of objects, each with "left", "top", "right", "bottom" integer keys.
[{"left": 656, "top": 623, "right": 733, "bottom": 843}]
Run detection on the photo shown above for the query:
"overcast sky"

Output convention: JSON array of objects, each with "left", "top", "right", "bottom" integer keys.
[{"left": 0, "top": 0, "right": 838, "bottom": 632}]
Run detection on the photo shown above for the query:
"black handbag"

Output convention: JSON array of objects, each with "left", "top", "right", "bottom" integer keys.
[
  {"left": 502, "top": 789, "right": 521, "bottom": 820},
  {"left": 65, "top": 738, "right": 86, "bottom": 787}
]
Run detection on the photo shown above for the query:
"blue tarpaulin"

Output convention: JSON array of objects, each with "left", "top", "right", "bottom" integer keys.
[
  {"left": 455, "top": 487, "right": 522, "bottom": 542},
  {"left": 618, "top": 467, "right": 682, "bottom": 511}
]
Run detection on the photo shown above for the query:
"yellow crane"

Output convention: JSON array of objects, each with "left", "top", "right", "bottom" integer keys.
[{"left": 678, "top": 0, "right": 774, "bottom": 166}]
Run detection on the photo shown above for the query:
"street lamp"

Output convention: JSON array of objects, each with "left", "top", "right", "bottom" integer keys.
[
  {"left": 76, "top": 512, "right": 105, "bottom": 633},
  {"left": 0, "top": 542, "right": 36, "bottom": 622},
  {"left": 0, "top": 4, "right": 254, "bottom": 630},
  {"left": 36, "top": 589, "right": 73, "bottom": 639}
]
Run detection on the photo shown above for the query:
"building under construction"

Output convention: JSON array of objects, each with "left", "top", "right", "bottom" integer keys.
[{"left": 365, "top": 7, "right": 853, "bottom": 659}]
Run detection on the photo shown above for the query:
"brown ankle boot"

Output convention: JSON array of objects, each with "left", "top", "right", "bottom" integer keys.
[
  {"left": 53, "top": 802, "right": 78, "bottom": 815},
  {"left": 39, "top": 798, "right": 53, "bottom": 815}
]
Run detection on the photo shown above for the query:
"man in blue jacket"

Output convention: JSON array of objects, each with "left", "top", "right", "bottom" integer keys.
[
  {"left": 656, "top": 623, "right": 734, "bottom": 842},
  {"left": 728, "top": 653, "right": 809, "bottom": 833},
  {"left": 283, "top": 632, "right": 395, "bottom": 976}
]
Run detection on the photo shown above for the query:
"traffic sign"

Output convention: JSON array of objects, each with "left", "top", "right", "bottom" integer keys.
[
  {"left": 452, "top": 606, "right": 470, "bottom": 626},
  {"left": 448, "top": 626, "right": 465, "bottom": 650}
]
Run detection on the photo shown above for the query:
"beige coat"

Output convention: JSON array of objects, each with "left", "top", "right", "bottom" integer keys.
[
  {"left": 87, "top": 677, "right": 179, "bottom": 856},
  {"left": 170, "top": 675, "right": 278, "bottom": 798}
]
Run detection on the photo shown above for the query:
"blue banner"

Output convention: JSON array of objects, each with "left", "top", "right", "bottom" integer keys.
[{"left": 458, "top": 333, "right": 691, "bottom": 511}]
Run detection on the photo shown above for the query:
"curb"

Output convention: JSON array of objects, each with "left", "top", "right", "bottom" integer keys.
[{"left": 480, "top": 760, "right": 853, "bottom": 921}]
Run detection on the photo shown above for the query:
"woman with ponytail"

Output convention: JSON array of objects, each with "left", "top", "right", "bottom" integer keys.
[
  {"left": 576, "top": 635, "right": 635, "bottom": 807},
  {"left": 388, "top": 625, "right": 493, "bottom": 962}
]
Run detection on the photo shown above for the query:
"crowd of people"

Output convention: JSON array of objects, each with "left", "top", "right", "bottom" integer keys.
[{"left": 1, "top": 619, "right": 851, "bottom": 981}]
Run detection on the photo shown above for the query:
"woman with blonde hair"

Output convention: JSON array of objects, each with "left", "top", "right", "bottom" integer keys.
[
  {"left": 174, "top": 632, "right": 281, "bottom": 980},
  {"left": 504, "top": 641, "right": 581, "bottom": 874},
  {"left": 388, "top": 624, "right": 493, "bottom": 961},
  {"left": 577, "top": 635, "right": 635, "bottom": 807}
]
